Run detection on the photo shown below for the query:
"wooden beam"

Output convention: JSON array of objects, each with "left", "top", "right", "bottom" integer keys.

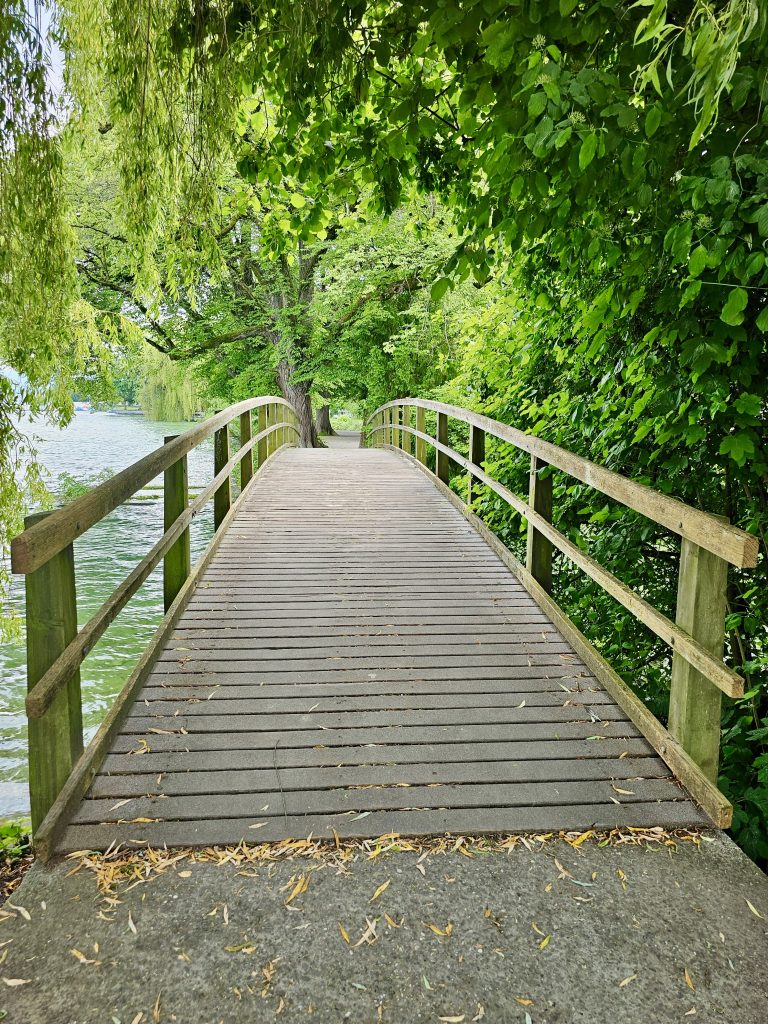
[
  {"left": 415, "top": 407, "right": 427, "bottom": 465},
  {"left": 163, "top": 437, "right": 191, "bottom": 612},
  {"left": 239, "top": 411, "right": 253, "bottom": 488},
  {"left": 436, "top": 411, "right": 449, "bottom": 484},
  {"left": 401, "top": 405, "right": 411, "bottom": 453},
  {"left": 668, "top": 539, "right": 728, "bottom": 783},
  {"left": 24, "top": 512, "right": 83, "bottom": 834},
  {"left": 526, "top": 456, "right": 553, "bottom": 595},
  {"left": 468, "top": 424, "right": 485, "bottom": 505},
  {"left": 213, "top": 420, "right": 231, "bottom": 530},
  {"left": 257, "top": 405, "right": 268, "bottom": 465}
]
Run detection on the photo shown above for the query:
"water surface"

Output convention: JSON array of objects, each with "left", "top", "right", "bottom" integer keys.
[{"left": 0, "top": 411, "right": 218, "bottom": 817}]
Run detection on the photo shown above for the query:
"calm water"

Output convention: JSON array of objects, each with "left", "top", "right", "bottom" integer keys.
[{"left": 0, "top": 411, "right": 218, "bottom": 817}]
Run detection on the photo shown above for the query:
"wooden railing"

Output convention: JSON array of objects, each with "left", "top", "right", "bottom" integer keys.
[
  {"left": 367, "top": 398, "right": 758, "bottom": 825},
  {"left": 11, "top": 397, "right": 299, "bottom": 835}
]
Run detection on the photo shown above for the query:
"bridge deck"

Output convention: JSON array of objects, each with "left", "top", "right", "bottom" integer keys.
[{"left": 59, "top": 445, "right": 706, "bottom": 852}]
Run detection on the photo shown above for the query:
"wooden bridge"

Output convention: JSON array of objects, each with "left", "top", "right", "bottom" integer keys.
[{"left": 11, "top": 398, "right": 758, "bottom": 859}]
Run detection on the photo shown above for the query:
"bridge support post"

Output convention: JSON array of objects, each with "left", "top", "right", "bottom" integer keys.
[
  {"left": 239, "top": 412, "right": 253, "bottom": 488},
  {"left": 668, "top": 539, "right": 728, "bottom": 782},
  {"left": 257, "top": 405, "right": 268, "bottom": 465},
  {"left": 468, "top": 424, "right": 485, "bottom": 505},
  {"left": 415, "top": 407, "right": 427, "bottom": 464},
  {"left": 401, "top": 405, "right": 411, "bottom": 453},
  {"left": 24, "top": 511, "right": 83, "bottom": 834},
  {"left": 526, "top": 456, "right": 553, "bottom": 594},
  {"left": 390, "top": 406, "right": 399, "bottom": 447},
  {"left": 436, "top": 411, "right": 450, "bottom": 483},
  {"left": 164, "top": 437, "right": 191, "bottom": 611},
  {"left": 214, "top": 419, "right": 231, "bottom": 530}
]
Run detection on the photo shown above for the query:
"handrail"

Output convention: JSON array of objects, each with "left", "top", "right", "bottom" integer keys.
[
  {"left": 372, "top": 398, "right": 758, "bottom": 569},
  {"left": 368, "top": 397, "right": 758, "bottom": 802},
  {"left": 14, "top": 396, "right": 299, "bottom": 834},
  {"left": 11, "top": 396, "right": 296, "bottom": 575},
  {"left": 23, "top": 420, "right": 286, "bottom": 720}
]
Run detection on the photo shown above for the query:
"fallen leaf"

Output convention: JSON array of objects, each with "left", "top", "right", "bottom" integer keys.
[
  {"left": 70, "top": 948, "right": 101, "bottom": 966},
  {"left": 745, "top": 899, "right": 765, "bottom": 920},
  {"left": 384, "top": 913, "right": 403, "bottom": 929},
  {"left": 6, "top": 904, "right": 30, "bottom": 923},
  {"left": 284, "top": 873, "right": 310, "bottom": 906},
  {"left": 611, "top": 785, "right": 635, "bottom": 796},
  {"left": 514, "top": 997, "right": 534, "bottom": 1006},
  {"left": 684, "top": 967, "right": 695, "bottom": 991},
  {"left": 619, "top": 975, "right": 637, "bottom": 988},
  {"left": 438, "top": 1016, "right": 465, "bottom": 1023},
  {"left": 425, "top": 922, "right": 453, "bottom": 937},
  {"left": 128, "top": 911, "right": 137, "bottom": 935},
  {"left": 472, "top": 1007, "right": 485, "bottom": 1022},
  {"left": 338, "top": 922, "right": 350, "bottom": 944},
  {"left": 538, "top": 935, "right": 551, "bottom": 950},
  {"left": 177, "top": 870, "right": 192, "bottom": 878},
  {"left": 2, "top": 978, "right": 31, "bottom": 987},
  {"left": 249, "top": 822, "right": 268, "bottom": 830},
  {"left": 153, "top": 993, "right": 161, "bottom": 1024},
  {"left": 224, "top": 944, "right": 256, "bottom": 954},
  {"left": 370, "top": 880, "right": 391, "bottom": 903}
]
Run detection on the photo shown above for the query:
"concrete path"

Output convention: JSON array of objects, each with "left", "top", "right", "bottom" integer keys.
[{"left": 2, "top": 831, "right": 766, "bottom": 1023}]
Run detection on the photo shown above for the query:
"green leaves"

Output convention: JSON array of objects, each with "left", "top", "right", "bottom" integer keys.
[
  {"left": 720, "top": 287, "right": 749, "bottom": 326},
  {"left": 688, "top": 246, "right": 708, "bottom": 277},
  {"left": 644, "top": 105, "right": 662, "bottom": 138},
  {"left": 431, "top": 277, "right": 451, "bottom": 302},
  {"left": 578, "top": 132, "right": 598, "bottom": 170},
  {"left": 719, "top": 433, "right": 755, "bottom": 466}
]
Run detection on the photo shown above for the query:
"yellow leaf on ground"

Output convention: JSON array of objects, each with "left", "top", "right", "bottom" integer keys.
[
  {"left": 619, "top": 975, "right": 637, "bottom": 988},
  {"left": 284, "top": 873, "right": 310, "bottom": 906},
  {"left": 438, "top": 1016, "right": 465, "bottom": 1023},
  {"left": 514, "top": 997, "right": 534, "bottom": 1006},
  {"left": 684, "top": 967, "right": 695, "bottom": 991},
  {"left": 370, "top": 880, "right": 391, "bottom": 903},
  {"left": 538, "top": 935, "right": 551, "bottom": 950},
  {"left": 2, "top": 978, "right": 31, "bottom": 987},
  {"left": 745, "top": 899, "right": 765, "bottom": 920},
  {"left": 338, "top": 922, "right": 350, "bottom": 944}
]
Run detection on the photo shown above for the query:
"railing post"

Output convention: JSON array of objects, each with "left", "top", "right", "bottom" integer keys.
[
  {"left": 24, "top": 511, "right": 83, "bottom": 833},
  {"left": 239, "top": 411, "right": 253, "bottom": 488},
  {"left": 163, "top": 436, "right": 191, "bottom": 612},
  {"left": 257, "top": 404, "right": 268, "bottom": 465},
  {"left": 436, "top": 411, "right": 449, "bottom": 483},
  {"left": 526, "top": 455, "right": 553, "bottom": 594},
  {"left": 468, "top": 424, "right": 485, "bottom": 505},
  {"left": 668, "top": 539, "right": 728, "bottom": 782},
  {"left": 213, "top": 417, "right": 231, "bottom": 530},
  {"left": 415, "top": 407, "right": 427, "bottom": 464},
  {"left": 401, "top": 404, "right": 411, "bottom": 453}
]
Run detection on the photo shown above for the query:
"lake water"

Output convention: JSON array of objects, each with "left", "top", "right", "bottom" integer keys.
[{"left": 0, "top": 411, "right": 218, "bottom": 818}]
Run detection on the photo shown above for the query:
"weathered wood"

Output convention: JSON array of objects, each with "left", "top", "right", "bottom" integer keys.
[
  {"left": 257, "top": 405, "right": 268, "bottom": 465},
  {"left": 24, "top": 512, "right": 83, "bottom": 834},
  {"left": 239, "top": 411, "right": 253, "bottom": 487},
  {"left": 374, "top": 399, "right": 758, "bottom": 568},
  {"left": 398, "top": 423, "right": 743, "bottom": 698},
  {"left": 415, "top": 406, "right": 427, "bottom": 464},
  {"left": 11, "top": 396, "right": 293, "bottom": 574},
  {"left": 163, "top": 437, "right": 191, "bottom": 612},
  {"left": 468, "top": 423, "right": 485, "bottom": 505},
  {"left": 526, "top": 455, "right": 553, "bottom": 594},
  {"left": 213, "top": 419, "right": 231, "bottom": 530},
  {"left": 400, "top": 404, "right": 411, "bottom": 453},
  {"left": 31, "top": 443, "right": 273, "bottom": 861},
  {"left": 668, "top": 539, "right": 728, "bottom": 783},
  {"left": 436, "top": 411, "right": 449, "bottom": 483},
  {"left": 397, "top": 447, "right": 734, "bottom": 828}
]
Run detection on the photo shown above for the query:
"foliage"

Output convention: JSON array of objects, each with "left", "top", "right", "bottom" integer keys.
[
  {"left": 55, "top": 468, "right": 114, "bottom": 504},
  {"left": 0, "top": 821, "right": 31, "bottom": 860}
]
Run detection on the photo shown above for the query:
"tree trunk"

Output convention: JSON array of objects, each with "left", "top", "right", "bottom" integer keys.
[
  {"left": 316, "top": 404, "right": 336, "bottom": 436},
  {"left": 277, "top": 359, "right": 317, "bottom": 447}
]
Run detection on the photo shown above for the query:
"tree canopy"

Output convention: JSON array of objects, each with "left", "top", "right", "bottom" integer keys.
[{"left": 1, "top": 1, "right": 767, "bottom": 858}]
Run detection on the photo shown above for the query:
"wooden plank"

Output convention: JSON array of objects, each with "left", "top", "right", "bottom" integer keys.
[
  {"left": 90, "top": 754, "right": 672, "bottom": 799},
  {"left": 74, "top": 777, "right": 684, "bottom": 825},
  {"left": 110, "top": 720, "right": 642, "bottom": 752},
  {"left": 58, "top": 799, "right": 708, "bottom": 853},
  {"left": 101, "top": 737, "right": 657, "bottom": 775}
]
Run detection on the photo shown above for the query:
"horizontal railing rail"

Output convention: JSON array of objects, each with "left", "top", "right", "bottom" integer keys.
[
  {"left": 13, "top": 396, "right": 299, "bottom": 834},
  {"left": 367, "top": 397, "right": 758, "bottom": 815}
]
